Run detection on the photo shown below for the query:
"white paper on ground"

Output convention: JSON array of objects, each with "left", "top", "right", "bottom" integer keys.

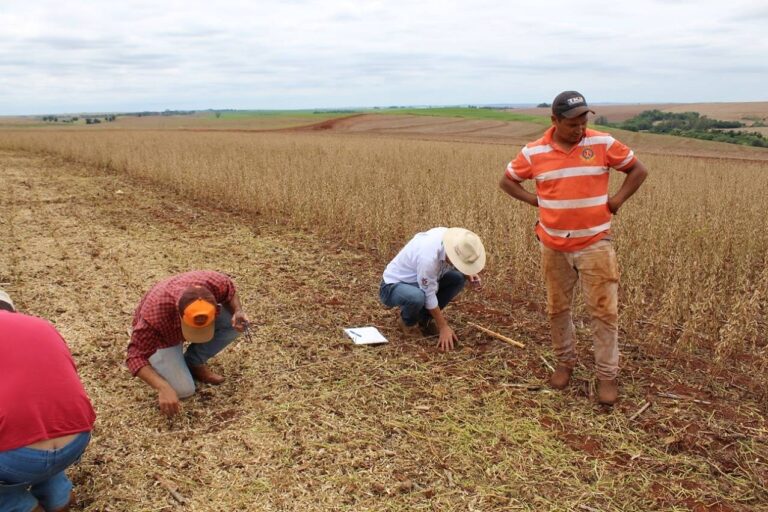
[{"left": 344, "top": 326, "right": 388, "bottom": 345}]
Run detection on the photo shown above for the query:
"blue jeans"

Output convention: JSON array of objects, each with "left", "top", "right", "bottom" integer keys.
[
  {"left": 0, "top": 432, "right": 91, "bottom": 512},
  {"left": 379, "top": 269, "right": 466, "bottom": 326},
  {"left": 149, "top": 308, "right": 239, "bottom": 397}
]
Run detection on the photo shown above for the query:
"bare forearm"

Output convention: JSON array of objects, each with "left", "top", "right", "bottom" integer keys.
[
  {"left": 224, "top": 292, "right": 250, "bottom": 331},
  {"left": 136, "top": 364, "right": 173, "bottom": 392},
  {"left": 609, "top": 161, "right": 648, "bottom": 212},
  {"left": 137, "top": 363, "right": 181, "bottom": 416},
  {"left": 499, "top": 176, "right": 538, "bottom": 207},
  {"left": 224, "top": 292, "right": 243, "bottom": 314},
  {"left": 427, "top": 307, "right": 449, "bottom": 329}
]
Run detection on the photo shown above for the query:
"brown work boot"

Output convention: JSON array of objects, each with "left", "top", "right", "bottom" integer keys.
[
  {"left": 188, "top": 364, "right": 225, "bottom": 385},
  {"left": 419, "top": 318, "right": 439, "bottom": 336},
  {"left": 398, "top": 317, "right": 421, "bottom": 338},
  {"left": 549, "top": 365, "right": 573, "bottom": 390},
  {"left": 597, "top": 379, "right": 618, "bottom": 405}
]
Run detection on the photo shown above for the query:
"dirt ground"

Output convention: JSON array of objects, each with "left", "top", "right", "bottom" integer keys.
[
  {"left": 291, "top": 114, "right": 768, "bottom": 163},
  {"left": 2, "top": 149, "right": 767, "bottom": 511},
  {"left": 512, "top": 102, "right": 768, "bottom": 124}
]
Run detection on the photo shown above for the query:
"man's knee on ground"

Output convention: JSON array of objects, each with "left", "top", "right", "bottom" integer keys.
[{"left": 174, "top": 377, "right": 196, "bottom": 399}]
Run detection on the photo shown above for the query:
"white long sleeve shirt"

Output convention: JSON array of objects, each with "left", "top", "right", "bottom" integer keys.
[{"left": 382, "top": 227, "right": 454, "bottom": 310}]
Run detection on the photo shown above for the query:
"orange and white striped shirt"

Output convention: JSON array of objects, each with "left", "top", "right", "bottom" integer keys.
[{"left": 505, "top": 126, "right": 637, "bottom": 252}]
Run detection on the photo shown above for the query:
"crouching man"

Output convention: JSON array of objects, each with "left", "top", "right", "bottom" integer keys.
[
  {"left": 126, "top": 271, "right": 250, "bottom": 416},
  {"left": 379, "top": 227, "right": 486, "bottom": 351},
  {"left": 0, "top": 289, "right": 95, "bottom": 512}
]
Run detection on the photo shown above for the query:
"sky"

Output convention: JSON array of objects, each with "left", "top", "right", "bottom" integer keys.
[{"left": 1, "top": 0, "right": 766, "bottom": 115}]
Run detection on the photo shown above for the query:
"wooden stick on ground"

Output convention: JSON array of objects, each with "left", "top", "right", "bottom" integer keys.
[
  {"left": 629, "top": 400, "right": 652, "bottom": 421},
  {"left": 539, "top": 355, "right": 555, "bottom": 373},
  {"left": 657, "top": 392, "right": 711, "bottom": 405},
  {"left": 153, "top": 474, "right": 187, "bottom": 505},
  {"left": 467, "top": 322, "right": 525, "bottom": 349}
]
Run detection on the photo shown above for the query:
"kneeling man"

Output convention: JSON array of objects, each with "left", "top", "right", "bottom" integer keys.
[
  {"left": 126, "top": 270, "right": 250, "bottom": 416},
  {"left": 379, "top": 227, "right": 486, "bottom": 351}
]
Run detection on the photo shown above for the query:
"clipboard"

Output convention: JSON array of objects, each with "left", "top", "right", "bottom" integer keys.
[{"left": 343, "top": 326, "right": 388, "bottom": 345}]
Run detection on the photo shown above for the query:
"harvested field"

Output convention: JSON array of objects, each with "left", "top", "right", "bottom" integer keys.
[
  {"left": 108, "top": 113, "right": 351, "bottom": 131},
  {"left": 301, "top": 114, "right": 546, "bottom": 145},
  {"left": 512, "top": 102, "right": 768, "bottom": 125},
  {"left": 2, "top": 119, "right": 767, "bottom": 364},
  {"left": 1, "top": 139, "right": 768, "bottom": 511},
  {"left": 319, "top": 114, "right": 768, "bottom": 161}
]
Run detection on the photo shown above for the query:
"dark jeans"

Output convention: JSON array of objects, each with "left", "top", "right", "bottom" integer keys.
[{"left": 379, "top": 269, "right": 465, "bottom": 326}]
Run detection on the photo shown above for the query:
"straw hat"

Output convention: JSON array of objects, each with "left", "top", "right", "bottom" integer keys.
[{"left": 442, "top": 228, "right": 486, "bottom": 275}]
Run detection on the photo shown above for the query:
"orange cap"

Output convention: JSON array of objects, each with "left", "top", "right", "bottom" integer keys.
[{"left": 180, "top": 298, "right": 216, "bottom": 343}]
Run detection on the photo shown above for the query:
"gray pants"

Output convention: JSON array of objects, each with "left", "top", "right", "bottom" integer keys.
[{"left": 148, "top": 308, "right": 240, "bottom": 398}]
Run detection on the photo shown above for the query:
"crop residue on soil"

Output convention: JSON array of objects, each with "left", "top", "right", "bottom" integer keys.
[{"left": 1, "top": 150, "right": 766, "bottom": 511}]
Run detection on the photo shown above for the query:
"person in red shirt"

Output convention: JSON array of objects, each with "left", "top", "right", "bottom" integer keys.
[
  {"left": 499, "top": 91, "right": 648, "bottom": 405},
  {"left": 126, "top": 271, "right": 251, "bottom": 416},
  {"left": 0, "top": 289, "right": 96, "bottom": 512}
]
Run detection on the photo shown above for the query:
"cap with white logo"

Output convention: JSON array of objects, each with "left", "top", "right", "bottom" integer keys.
[{"left": 552, "top": 90, "right": 595, "bottom": 119}]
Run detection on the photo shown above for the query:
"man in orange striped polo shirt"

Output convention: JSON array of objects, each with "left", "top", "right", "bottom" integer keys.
[{"left": 499, "top": 91, "right": 648, "bottom": 405}]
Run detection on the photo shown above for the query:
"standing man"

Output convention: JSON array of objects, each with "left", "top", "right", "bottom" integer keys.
[
  {"left": 1, "top": 289, "right": 96, "bottom": 512},
  {"left": 499, "top": 91, "right": 648, "bottom": 405},
  {"left": 126, "top": 271, "right": 250, "bottom": 416},
  {"left": 379, "top": 227, "right": 486, "bottom": 351}
]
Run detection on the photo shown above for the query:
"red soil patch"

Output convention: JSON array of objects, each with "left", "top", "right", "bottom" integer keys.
[
  {"left": 285, "top": 113, "right": 768, "bottom": 163},
  {"left": 511, "top": 102, "right": 768, "bottom": 124}
]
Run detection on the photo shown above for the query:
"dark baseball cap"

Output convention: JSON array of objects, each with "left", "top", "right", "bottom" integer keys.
[{"left": 552, "top": 91, "right": 595, "bottom": 118}]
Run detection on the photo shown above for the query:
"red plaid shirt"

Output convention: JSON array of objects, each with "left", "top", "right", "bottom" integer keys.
[{"left": 126, "top": 271, "right": 236, "bottom": 375}]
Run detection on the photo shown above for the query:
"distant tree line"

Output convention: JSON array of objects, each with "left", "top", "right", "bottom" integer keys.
[
  {"left": 42, "top": 115, "right": 116, "bottom": 124},
  {"left": 312, "top": 109, "right": 359, "bottom": 114},
  {"left": 85, "top": 115, "right": 117, "bottom": 124},
  {"left": 616, "top": 110, "right": 742, "bottom": 131},
  {"left": 132, "top": 110, "right": 195, "bottom": 117},
  {"left": 603, "top": 110, "right": 767, "bottom": 148}
]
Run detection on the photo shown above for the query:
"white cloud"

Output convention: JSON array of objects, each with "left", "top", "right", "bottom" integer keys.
[{"left": 0, "top": 0, "right": 765, "bottom": 114}]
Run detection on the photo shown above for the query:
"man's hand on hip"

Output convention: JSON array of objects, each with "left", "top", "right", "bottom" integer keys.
[{"left": 607, "top": 196, "right": 622, "bottom": 214}]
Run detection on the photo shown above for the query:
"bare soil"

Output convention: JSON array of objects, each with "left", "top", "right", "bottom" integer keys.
[
  {"left": 512, "top": 102, "right": 768, "bottom": 124},
  {"left": 291, "top": 114, "right": 768, "bottom": 162},
  {"left": 2, "top": 150, "right": 767, "bottom": 511}
]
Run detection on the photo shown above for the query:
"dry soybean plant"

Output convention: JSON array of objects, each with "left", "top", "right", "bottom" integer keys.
[{"left": 1, "top": 129, "right": 766, "bottom": 364}]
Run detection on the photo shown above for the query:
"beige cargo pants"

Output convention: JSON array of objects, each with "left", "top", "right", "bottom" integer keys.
[{"left": 540, "top": 239, "right": 620, "bottom": 380}]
